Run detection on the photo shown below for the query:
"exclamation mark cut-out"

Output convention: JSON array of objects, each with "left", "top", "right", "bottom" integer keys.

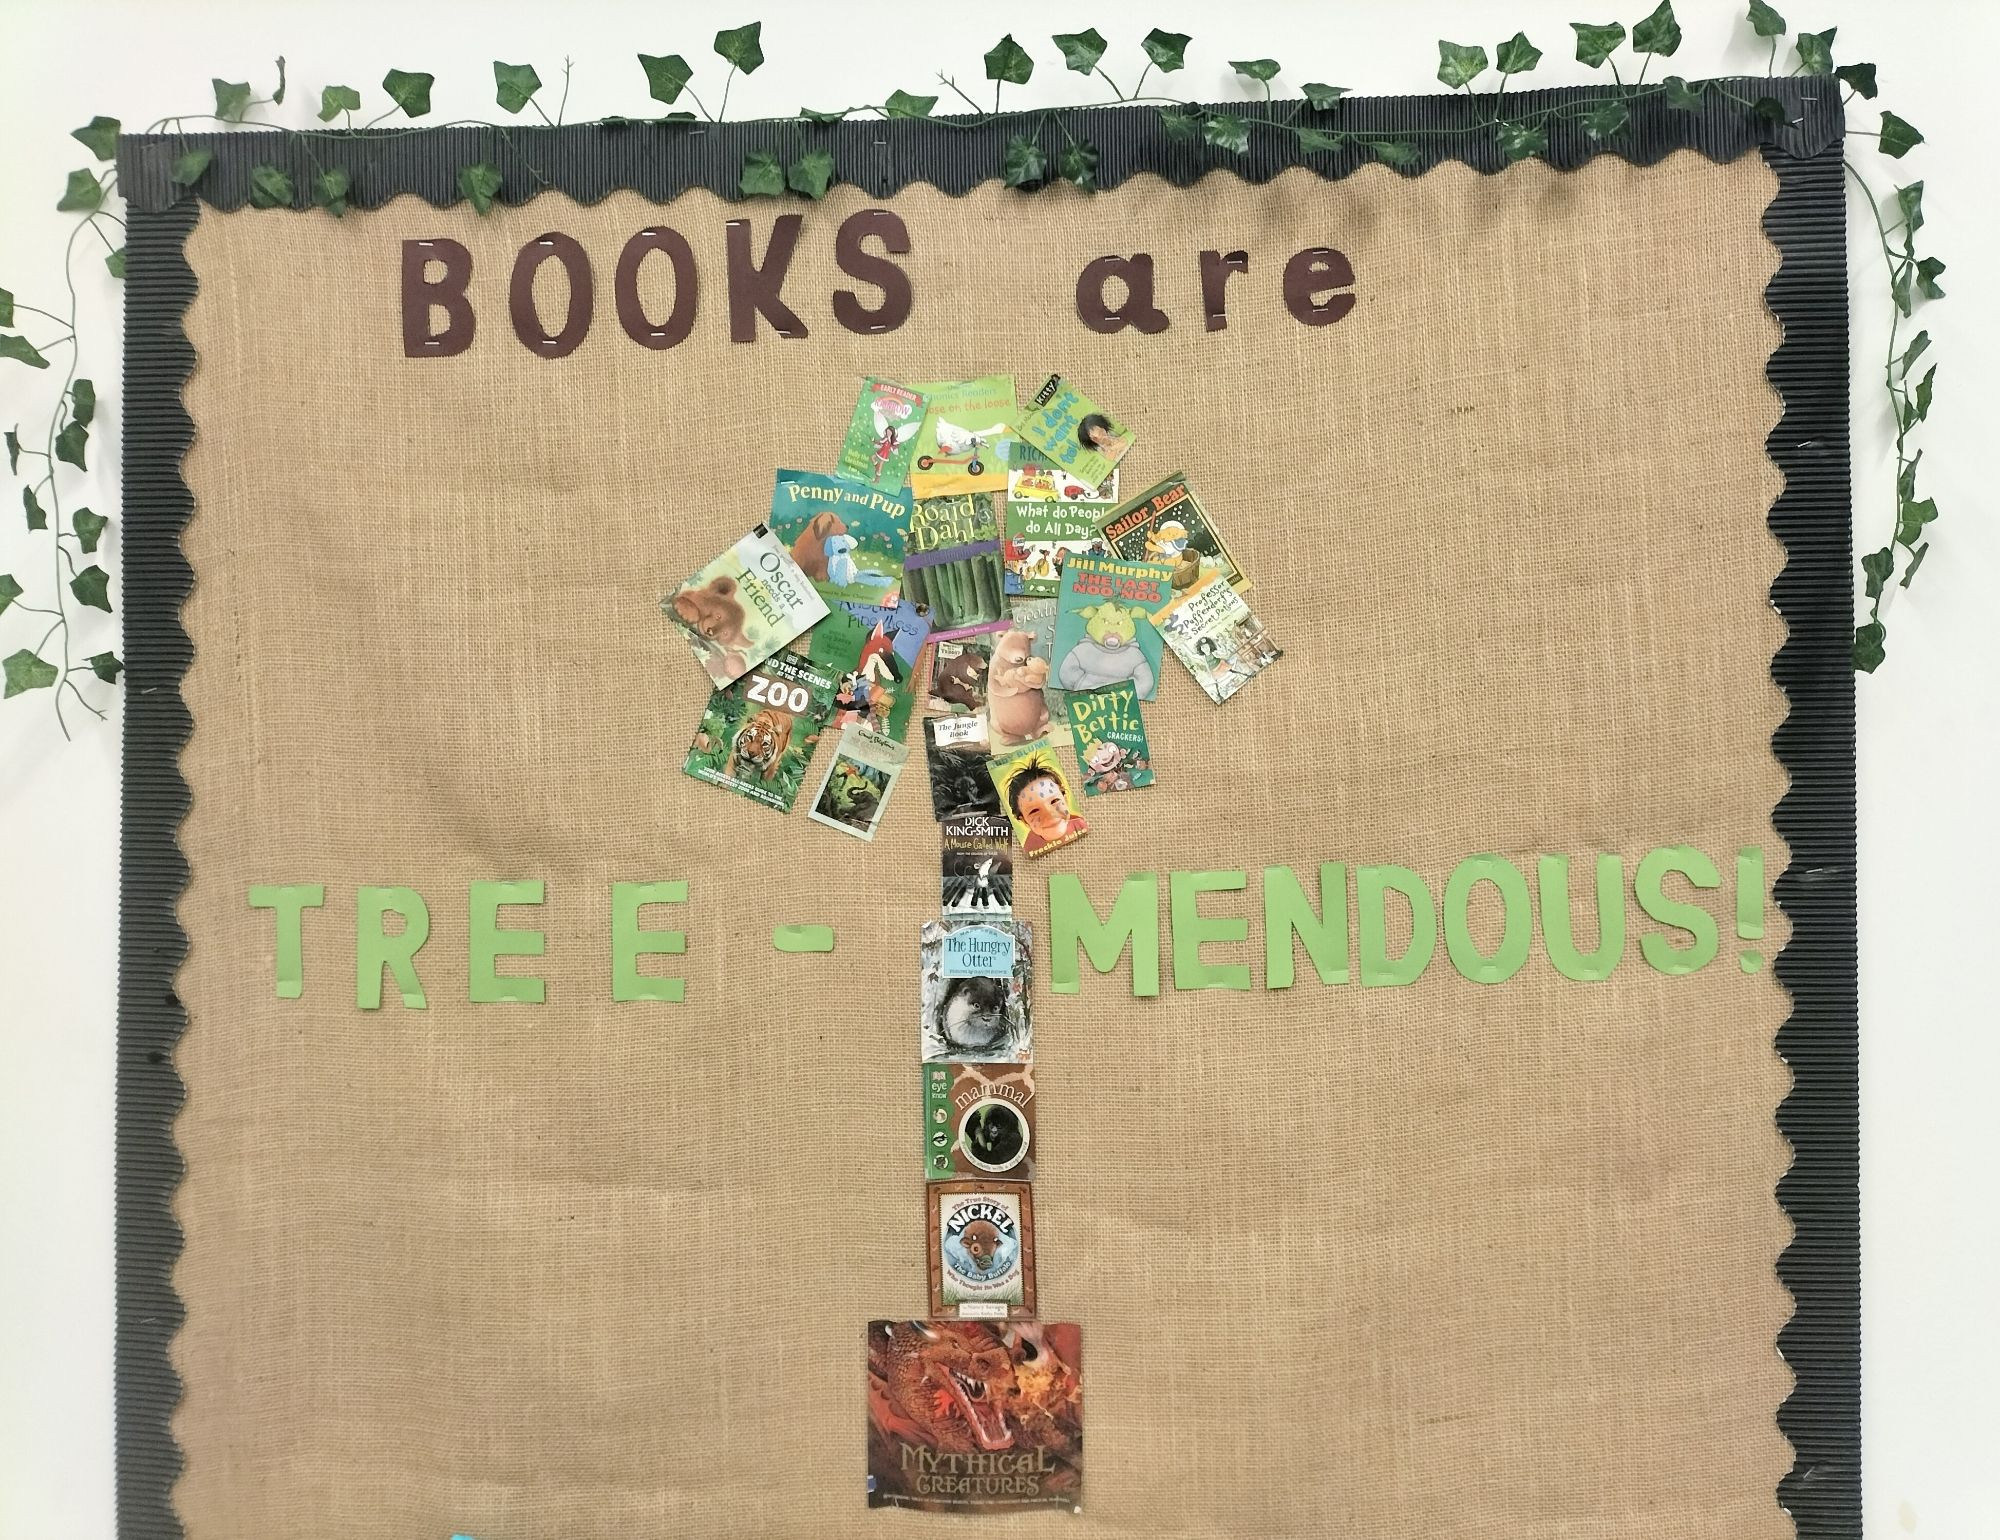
[{"left": 1737, "top": 846, "right": 1765, "bottom": 973}]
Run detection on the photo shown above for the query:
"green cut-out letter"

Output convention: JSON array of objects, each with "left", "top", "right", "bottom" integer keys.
[
  {"left": 470, "top": 880, "right": 546, "bottom": 1004},
  {"left": 356, "top": 886, "right": 430, "bottom": 1010},
  {"left": 1262, "top": 864, "right": 1349, "bottom": 989},
  {"left": 1048, "top": 871, "right": 1159, "bottom": 996},
  {"left": 1537, "top": 854, "right": 1625, "bottom": 981},
  {"left": 613, "top": 881, "right": 687, "bottom": 1002},
  {"left": 1442, "top": 854, "right": 1532, "bottom": 985},
  {"left": 1357, "top": 865, "right": 1435, "bottom": 988},
  {"left": 247, "top": 884, "right": 325, "bottom": 999},
  {"left": 1170, "top": 869, "right": 1252, "bottom": 991},
  {"left": 1635, "top": 846, "right": 1720, "bottom": 976}
]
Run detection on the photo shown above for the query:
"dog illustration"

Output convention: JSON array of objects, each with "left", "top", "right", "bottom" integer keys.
[
  {"left": 789, "top": 511, "right": 848, "bottom": 583},
  {"left": 723, "top": 707, "right": 794, "bottom": 783}
]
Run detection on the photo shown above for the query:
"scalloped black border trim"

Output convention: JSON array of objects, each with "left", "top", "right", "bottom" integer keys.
[{"left": 115, "top": 91, "right": 1856, "bottom": 1540}]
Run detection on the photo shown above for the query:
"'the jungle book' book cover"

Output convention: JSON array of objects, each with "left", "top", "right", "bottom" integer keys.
[
  {"left": 866, "top": 1319, "right": 1083, "bottom": 1514},
  {"left": 910, "top": 376, "right": 1016, "bottom": 498},
  {"left": 985, "top": 741, "right": 1089, "bottom": 859},
  {"left": 920, "top": 918, "right": 1033, "bottom": 1063},
  {"left": 1099, "top": 470, "right": 1251, "bottom": 594},
  {"left": 836, "top": 377, "right": 929, "bottom": 490},
  {"left": 662, "top": 525, "right": 828, "bottom": 688},
  {"left": 806, "top": 721, "right": 908, "bottom": 841},
  {"left": 1051, "top": 553, "right": 1173, "bottom": 703},
  {"left": 923, "top": 1061, "right": 1035, "bottom": 1181},
  {"left": 682, "top": 650, "right": 837, "bottom": 812},
  {"left": 941, "top": 811, "right": 1013, "bottom": 916},
  {"left": 809, "top": 596, "right": 932, "bottom": 743},
  {"left": 1156, "top": 573, "right": 1284, "bottom": 703},
  {"left": 1003, "top": 502, "right": 1110, "bottom": 598},
  {"left": 1066, "top": 682, "right": 1154, "bottom": 794},
  {"left": 1015, "top": 374, "right": 1135, "bottom": 490},
  {"left": 905, "top": 493, "right": 1009, "bottom": 641},
  {"left": 924, "top": 716, "right": 1002, "bottom": 822},
  {"left": 766, "top": 470, "right": 911, "bottom": 608}
]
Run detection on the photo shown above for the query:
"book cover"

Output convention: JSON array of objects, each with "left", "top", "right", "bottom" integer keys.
[
  {"left": 1002, "top": 502, "right": 1111, "bottom": 598},
  {"left": 910, "top": 376, "right": 1016, "bottom": 497},
  {"left": 1002, "top": 598, "right": 1069, "bottom": 750},
  {"left": 1099, "top": 470, "right": 1251, "bottom": 594},
  {"left": 924, "top": 636, "right": 992, "bottom": 718},
  {"left": 682, "top": 650, "right": 837, "bottom": 812},
  {"left": 662, "top": 525, "right": 829, "bottom": 688},
  {"left": 1005, "top": 445, "right": 1119, "bottom": 506},
  {"left": 1051, "top": 552, "right": 1174, "bottom": 703},
  {"left": 924, "top": 1062, "right": 1035, "bottom": 1181},
  {"left": 986, "top": 741, "right": 1089, "bottom": 859},
  {"left": 923, "top": 716, "right": 1002, "bottom": 822},
  {"left": 810, "top": 596, "right": 932, "bottom": 743},
  {"left": 866, "top": 1319, "right": 1083, "bottom": 1514},
  {"left": 941, "top": 812, "right": 1014, "bottom": 916},
  {"left": 835, "top": 377, "right": 929, "bottom": 490},
  {"left": 984, "top": 626, "right": 1056, "bottom": 752},
  {"left": 1015, "top": 373, "right": 1135, "bottom": 490},
  {"left": 1066, "top": 681, "right": 1154, "bottom": 793},
  {"left": 766, "top": 470, "right": 911, "bottom": 608},
  {"left": 806, "top": 721, "right": 908, "bottom": 841},
  {"left": 1157, "top": 574, "right": 1284, "bottom": 703},
  {"left": 920, "top": 918, "right": 1032, "bottom": 1063},
  {"left": 905, "top": 493, "right": 1009, "bottom": 641},
  {"left": 925, "top": 1180, "right": 1036, "bottom": 1320}
]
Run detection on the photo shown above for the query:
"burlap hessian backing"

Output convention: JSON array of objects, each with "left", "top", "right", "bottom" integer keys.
[{"left": 172, "top": 154, "right": 1794, "bottom": 1539}]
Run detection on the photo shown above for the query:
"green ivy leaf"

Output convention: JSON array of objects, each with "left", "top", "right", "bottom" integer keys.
[
  {"left": 1896, "top": 180, "right": 1924, "bottom": 236},
  {"left": 382, "top": 68, "right": 435, "bottom": 118},
  {"left": 171, "top": 148, "right": 213, "bottom": 188},
  {"left": 1631, "top": 1, "right": 1683, "bottom": 55},
  {"left": 1795, "top": 27, "right": 1836, "bottom": 76},
  {"left": 1835, "top": 62, "right": 1878, "bottom": 99},
  {"left": 1664, "top": 75, "right": 1705, "bottom": 109},
  {"left": 1436, "top": 40, "right": 1488, "bottom": 89},
  {"left": 0, "top": 573, "right": 19, "bottom": 614},
  {"left": 213, "top": 78, "right": 253, "bottom": 123},
  {"left": 71, "top": 378, "right": 95, "bottom": 427},
  {"left": 1003, "top": 134, "right": 1048, "bottom": 187},
  {"left": 1582, "top": 99, "right": 1631, "bottom": 140},
  {"left": 1860, "top": 546, "right": 1893, "bottom": 600},
  {"left": 1141, "top": 29, "right": 1191, "bottom": 72},
  {"left": 106, "top": 248, "right": 125, "bottom": 279},
  {"left": 639, "top": 53, "right": 694, "bottom": 105},
  {"left": 23, "top": 486, "right": 46, "bottom": 529},
  {"left": 798, "top": 106, "right": 850, "bottom": 122},
  {"left": 1301, "top": 82, "right": 1347, "bottom": 110},
  {"left": 1880, "top": 110, "right": 1923, "bottom": 158},
  {"left": 1296, "top": 126, "right": 1346, "bottom": 153},
  {"left": 312, "top": 167, "right": 352, "bottom": 217},
  {"left": 88, "top": 651, "right": 122, "bottom": 683},
  {"left": 1571, "top": 21, "right": 1626, "bottom": 67},
  {"left": 787, "top": 148, "right": 835, "bottom": 199},
  {"left": 3, "top": 649, "right": 58, "bottom": 697},
  {"left": 884, "top": 89, "right": 937, "bottom": 118},
  {"left": 1895, "top": 495, "right": 1937, "bottom": 546},
  {"left": 1901, "top": 544, "right": 1929, "bottom": 588},
  {"left": 0, "top": 288, "right": 10, "bottom": 327},
  {"left": 494, "top": 60, "right": 542, "bottom": 114},
  {"left": 319, "top": 84, "right": 362, "bottom": 121},
  {"left": 57, "top": 169, "right": 105, "bottom": 213},
  {"left": 247, "top": 164, "right": 295, "bottom": 209},
  {"left": 657, "top": 111, "right": 699, "bottom": 123},
  {"left": 1915, "top": 256, "right": 1946, "bottom": 299},
  {"left": 1159, "top": 106, "right": 1201, "bottom": 141},
  {"left": 714, "top": 22, "right": 765, "bottom": 75},
  {"left": 739, "top": 149, "right": 785, "bottom": 197},
  {"left": 1496, "top": 121, "right": 1548, "bottom": 161},
  {"left": 986, "top": 35, "right": 1035, "bottom": 86},
  {"left": 458, "top": 162, "right": 504, "bottom": 214},
  {"left": 1368, "top": 139, "right": 1419, "bottom": 169},
  {"left": 1914, "top": 364, "right": 1936, "bottom": 423},
  {"left": 1850, "top": 621, "right": 1886, "bottom": 672},
  {"left": 73, "top": 507, "right": 107, "bottom": 553},
  {"left": 1890, "top": 267, "right": 1913, "bottom": 318},
  {"left": 1053, "top": 29, "right": 1108, "bottom": 74},
  {"left": 1202, "top": 114, "right": 1250, "bottom": 154},
  {"left": 1746, "top": 0, "right": 1787, "bottom": 38},
  {"left": 54, "top": 420, "right": 87, "bottom": 470},
  {"left": 1898, "top": 451, "right": 1922, "bottom": 503},
  {"left": 1495, "top": 32, "right": 1543, "bottom": 74},
  {"left": 1058, "top": 140, "right": 1100, "bottom": 191},
  {"left": 1752, "top": 96, "right": 1789, "bottom": 129},
  {"left": 70, "top": 564, "right": 111, "bottom": 612},
  {"left": 1230, "top": 58, "right": 1281, "bottom": 82},
  {"left": 3, "top": 428, "right": 17, "bottom": 470},
  {"left": 272, "top": 55, "right": 287, "bottom": 106},
  {"left": 0, "top": 335, "right": 50, "bottom": 370},
  {"left": 72, "top": 116, "right": 121, "bottom": 162}
]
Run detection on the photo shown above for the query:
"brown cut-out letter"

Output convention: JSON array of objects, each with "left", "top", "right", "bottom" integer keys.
[
  {"left": 1075, "top": 254, "right": 1169, "bottom": 335},
  {"left": 615, "top": 227, "right": 698, "bottom": 350},
  {"left": 832, "top": 210, "right": 912, "bottom": 335},
  {"left": 402, "top": 239, "right": 475, "bottom": 357},
  {"left": 509, "top": 233, "right": 594, "bottom": 359},
  {"left": 1199, "top": 249, "right": 1250, "bottom": 333},
  {"left": 725, "top": 215, "right": 808, "bottom": 342},
  {"left": 1282, "top": 247, "right": 1356, "bottom": 327}
]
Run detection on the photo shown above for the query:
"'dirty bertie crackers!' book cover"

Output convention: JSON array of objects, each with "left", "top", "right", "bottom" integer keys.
[{"left": 1066, "top": 681, "right": 1154, "bottom": 794}]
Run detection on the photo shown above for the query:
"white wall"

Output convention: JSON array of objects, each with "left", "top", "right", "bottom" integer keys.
[{"left": 1, "top": 2, "right": 1993, "bottom": 1535}]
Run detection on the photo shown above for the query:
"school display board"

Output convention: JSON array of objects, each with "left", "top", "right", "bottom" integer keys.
[{"left": 115, "top": 85, "right": 1857, "bottom": 1540}]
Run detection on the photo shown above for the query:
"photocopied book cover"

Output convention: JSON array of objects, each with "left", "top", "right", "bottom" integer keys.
[{"left": 662, "top": 525, "right": 828, "bottom": 688}]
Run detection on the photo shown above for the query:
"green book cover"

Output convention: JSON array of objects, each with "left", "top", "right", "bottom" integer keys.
[
  {"left": 910, "top": 375, "right": 1016, "bottom": 497},
  {"left": 1052, "top": 553, "right": 1173, "bottom": 702},
  {"left": 835, "top": 377, "right": 928, "bottom": 490},
  {"left": 1016, "top": 373, "right": 1136, "bottom": 490},
  {"left": 1066, "top": 681, "right": 1154, "bottom": 794},
  {"left": 766, "top": 470, "right": 911, "bottom": 608}
]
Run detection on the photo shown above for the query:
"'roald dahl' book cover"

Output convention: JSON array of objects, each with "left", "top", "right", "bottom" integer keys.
[{"left": 904, "top": 493, "right": 1009, "bottom": 642}]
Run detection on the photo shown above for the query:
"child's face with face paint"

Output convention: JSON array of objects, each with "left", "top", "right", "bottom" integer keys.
[{"left": 1016, "top": 773, "right": 1072, "bottom": 838}]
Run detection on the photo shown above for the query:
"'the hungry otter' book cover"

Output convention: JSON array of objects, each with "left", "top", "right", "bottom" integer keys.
[
  {"left": 662, "top": 525, "right": 828, "bottom": 688},
  {"left": 1051, "top": 553, "right": 1173, "bottom": 704},
  {"left": 682, "top": 651, "right": 836, "bottom": 812},
  {"left": 866, "top": 1319, "right": 1083, "bottom": 1514},
  {"left": 925, "top": 1180, "right": 1036, "bottom": 1320},
  {"left": 919, "top": 918, "right": 1031, "bottom": 1063}
]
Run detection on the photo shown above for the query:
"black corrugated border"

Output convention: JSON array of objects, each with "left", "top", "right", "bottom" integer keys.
[{"left": 115, "top": 88, "right": 1857, "bottom": 1539}]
